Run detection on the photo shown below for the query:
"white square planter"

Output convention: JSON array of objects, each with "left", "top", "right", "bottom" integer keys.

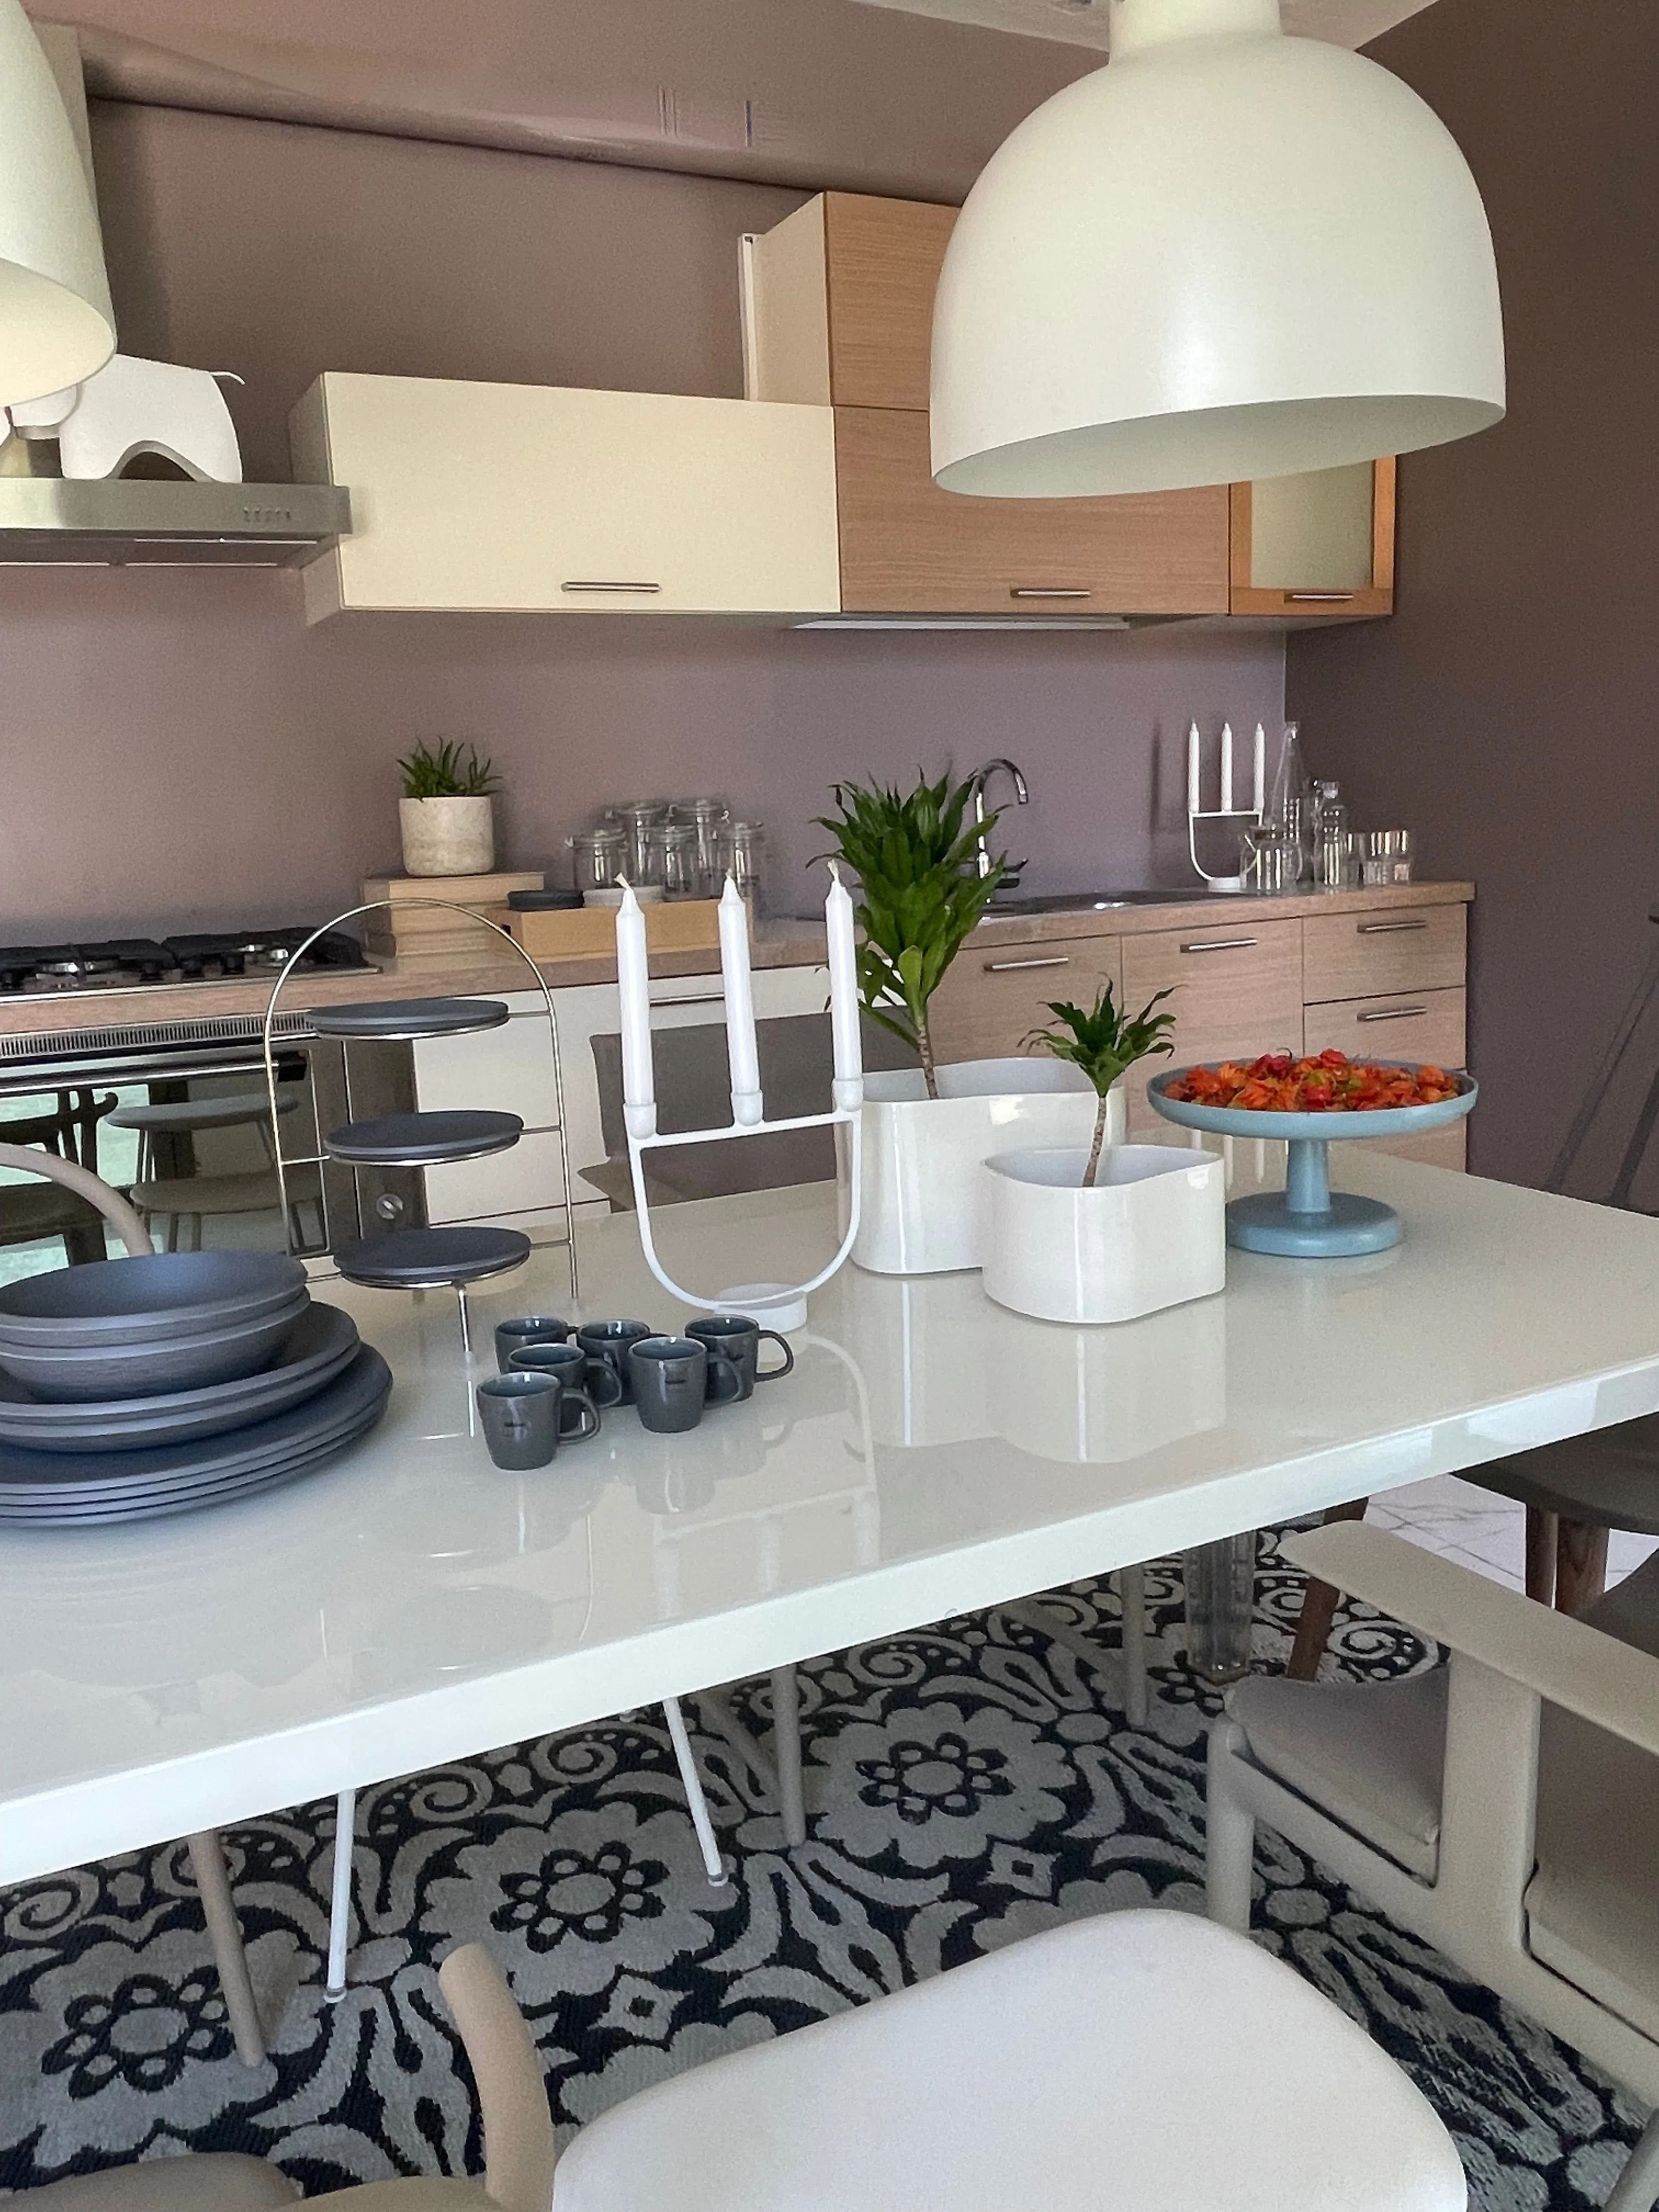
[
  {"left": 981, "top": 1143, "right": 1226, "bottom": 1325},
  {"left": 851, "top": 1059, "right": 1112, "bottom": 1277}
]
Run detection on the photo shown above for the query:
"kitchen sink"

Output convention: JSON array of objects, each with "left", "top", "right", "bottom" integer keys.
[{"left": 979, "top": 889, "right": 1189, "bottom": 918}]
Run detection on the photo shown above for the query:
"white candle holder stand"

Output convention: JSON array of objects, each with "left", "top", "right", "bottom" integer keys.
[
  {"left": 625, "top": 1088, "right": 865, "bottom": 1324},
  {"left": 1188, "top": 806, "right": 1262, "bottom": 895}
]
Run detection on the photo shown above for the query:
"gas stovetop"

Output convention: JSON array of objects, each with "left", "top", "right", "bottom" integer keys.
[{"left": 0, "top": 928, "right": 376, "bottom": 998}]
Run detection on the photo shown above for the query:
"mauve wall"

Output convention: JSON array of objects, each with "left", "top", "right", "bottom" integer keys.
[
  {"left": 0, "top": 100, "right": 1282, "bottom": 939},
  {"left": 1286, "top": 0, "right": 1658, "bottom": 1184}
]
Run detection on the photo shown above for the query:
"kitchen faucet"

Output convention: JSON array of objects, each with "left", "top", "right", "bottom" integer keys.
[{"left": 968, "top": 757, "right": 1029, "bottom": 881}]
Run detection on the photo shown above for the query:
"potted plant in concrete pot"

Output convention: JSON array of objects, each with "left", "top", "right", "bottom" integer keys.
[
  {"left": 397, "top": 740, "right": 500, "bottom": 877},
  {"left": 816, "top": 770, "right": 1100, "bottom": 1276},
  {"left": 980, "top": 983, "right": 1227, "bottom": 1324}
]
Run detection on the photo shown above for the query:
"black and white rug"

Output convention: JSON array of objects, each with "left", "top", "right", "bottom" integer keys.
[{"left": 1, "top": 1540, "right": 1648, "bottom": 2208}]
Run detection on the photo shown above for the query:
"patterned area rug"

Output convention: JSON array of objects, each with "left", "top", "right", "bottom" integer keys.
[{"left": 1, "top": 1539, "right": 1648, "bottom": 2209}]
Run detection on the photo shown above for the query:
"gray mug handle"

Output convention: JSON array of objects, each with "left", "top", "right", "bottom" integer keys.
[
  {"left": 560, "top": 1386, "right": 601, "bottom": 1442},
  {"left": 754, "top": 1329, "right": 795, "bottom": 1382},
  {"left": 705, "top": 1353, "right": 743, "bottom": 1406},
  {"left": 582, "top": 1356, "right": 625, "bottom": 1408}
]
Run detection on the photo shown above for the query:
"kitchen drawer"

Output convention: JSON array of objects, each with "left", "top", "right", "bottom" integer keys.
[
  {"left": 1302, "top": 986, "right": 1466, "bottom": 1070},
  {"left": 413, "top": 997, "right": 559, "bottom": 1128},
  {"left": 929, "top": 934, "right": 1123, "bottom": 1068},
  {"left": 1302, "top": 902, "right": 1466, "bottom": 1002},
  {"left": 1122, "top": 919, "right": 1303, "bottom": 1132}
]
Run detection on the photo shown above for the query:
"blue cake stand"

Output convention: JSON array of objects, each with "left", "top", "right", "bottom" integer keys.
[{"left": 1147, "top": 1063, "right": 1479, "bottom": 1256}]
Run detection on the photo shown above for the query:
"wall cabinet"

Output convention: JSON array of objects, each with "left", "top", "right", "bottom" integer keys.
[
  {"left": 290, "top": 374, "right": 840, "bottom": 622},
  {"left": 744, "top": 190, "right": 1395, "bottom": 624}
]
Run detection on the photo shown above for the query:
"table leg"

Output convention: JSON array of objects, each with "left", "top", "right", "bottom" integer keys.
[
  {"left": 1555, "top": 1519, "right": 1609, "bottom": 1616},
  {"left": 186, "top": 1831, "right": 265, "bottom": 2067},
  {"left": 325, "top": 1790, "right": 355, "bottom": 2001},
  {"left": 1184, "top": 1533, "right": 1256, "bottom": 1684},
  {"left": 1285, "top": 1498, "right": 1370, "bottom": 1681},
  {"left": 1525, "top": 1506, "right": 1559, "bottom": 1605}
]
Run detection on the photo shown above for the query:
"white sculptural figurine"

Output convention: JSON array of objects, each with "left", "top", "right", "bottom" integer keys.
[{"left": 5, "top": 353, "right": 242, "bottom": 482}]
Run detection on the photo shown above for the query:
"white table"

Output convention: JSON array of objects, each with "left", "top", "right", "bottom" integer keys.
[{"left": 7, "top": 1144, "right": 1659, "bottom": 1888}]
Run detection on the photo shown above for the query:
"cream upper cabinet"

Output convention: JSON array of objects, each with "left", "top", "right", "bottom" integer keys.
[{"left": 290, "top": 374, "right": 841, "bottom": 621}]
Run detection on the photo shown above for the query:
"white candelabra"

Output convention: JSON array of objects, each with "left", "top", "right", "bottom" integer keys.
[
  {"left": 616, "top": 865, "right": 865, "bottom": 1325},
  {"left": 1187, "top": 719, "right": 1265, "bottom": 893}
]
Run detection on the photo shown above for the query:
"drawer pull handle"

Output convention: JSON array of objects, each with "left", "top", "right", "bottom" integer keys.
[
  {"left": 1286, "top": 592, "right": 1356, "bottom": 603},
  {"left": 985, "top": 955, "right": 1071, "bottom": 972},
  {"left": 1356, "top": 1006, "right": 1429, "bottom": 1023},
  {"left": 1009, "top": 587, "right": 1091, "bottom": 599},
  {"left": 562, "top": 579, "right": 663, "bottom": 594},
  {"left": 1356, "top": 918, "right": 1429, "bottom": 935},
  {"left": 1180, "top": 936, "right": 1257, "bottom": 953},
  {"left": 648, "top": 990, "right": 728, "bottom": 1007}
]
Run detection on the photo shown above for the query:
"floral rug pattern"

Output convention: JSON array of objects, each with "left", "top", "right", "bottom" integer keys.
[{"left": 1, "top": 1539, "right": 1647, "bottom": 2208}]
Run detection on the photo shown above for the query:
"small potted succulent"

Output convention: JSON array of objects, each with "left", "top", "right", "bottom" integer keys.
[
  {"left": 980, "top": 981, "right": 1227, "bottom": 1324},
  {"left": 397, "top": 740, "right": 500, "bottom": 877},
  {"left": 815, "top": 771, "right": 1098, "bottom": 1276}
]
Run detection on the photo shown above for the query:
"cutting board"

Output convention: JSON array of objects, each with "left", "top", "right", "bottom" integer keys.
[{"left": 362, "top": 870, "right": 545, "bottom": 957}]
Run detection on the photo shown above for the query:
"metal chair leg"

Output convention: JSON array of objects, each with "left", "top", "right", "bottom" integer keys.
[
  {"left": 663, "top": 1697, "right": 728, "bottom": 1888},
  {"left": 186, "top": 1830, "right": 265, "bottom": 2066},
  {"left": 770, "top": 1665, "right": 807, "bottom": 1846},
  {"left": 324, "top": 1788, "right": 355, "bottom": 2001}
]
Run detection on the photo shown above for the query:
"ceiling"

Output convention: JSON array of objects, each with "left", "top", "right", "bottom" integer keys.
[{"left": 848, "top": 0, "right": 1435, "bottom": 52}]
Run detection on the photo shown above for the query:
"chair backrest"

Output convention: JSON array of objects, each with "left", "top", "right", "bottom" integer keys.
[{"left": 437, "top": 1946, "right": 556, "bottom": 2212}]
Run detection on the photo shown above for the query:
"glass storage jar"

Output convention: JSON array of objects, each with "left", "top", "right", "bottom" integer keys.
[
  {"left": 569, "top": 826, "right": 627, "bottom": 899},
  {"left": 660, "top": 821, "right": 703, "bottom": 900},
  {"left": 719, "top": 820, "right": 766, "bottom": 912}
]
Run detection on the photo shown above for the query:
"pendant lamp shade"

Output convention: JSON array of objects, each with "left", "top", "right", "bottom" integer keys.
[
  {"left": 930, "top": 0, "right": 1504, "bottom": 499},
  {"left": 0, "top": 0, "right": 114, "bottom": 407}
]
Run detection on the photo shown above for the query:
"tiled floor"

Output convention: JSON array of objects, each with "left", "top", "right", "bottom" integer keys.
[{"left": 1374, "top": 1472, "right": 1658, "bottom": 1591}]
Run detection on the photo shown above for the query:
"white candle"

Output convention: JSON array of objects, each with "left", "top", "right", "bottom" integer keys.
[
  {"left": 1186, "top": 722, "right": 1201, "bottom": 817},
  {"left": 719, "top": 872, "right": 763, "bottom": 1127},
  {"left": 825, "top": 861, "right": 864, "bottom": 1114},
  {"left": 1252, "top": 723, "right": 1267, "bottom": 815},
  {"left": 616, "top": 878, "right": 657, "bottom": 1141},
  {"left": 1220, "top": 721, "right": 1234, "bottom": 813}
]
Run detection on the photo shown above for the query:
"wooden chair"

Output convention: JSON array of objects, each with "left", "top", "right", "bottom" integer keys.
[
  {"left": 1209, "top": 1521, "right": 1659, "bottom": 2212},
  {"left": 0, "top": 1092, "right": 119, "bottom": 1265}
]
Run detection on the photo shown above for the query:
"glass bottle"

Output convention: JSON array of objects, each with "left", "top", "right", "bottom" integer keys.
[
  {"left": 1266, "top": 723, "right": 1315, "bottom": 885},
  {"left": 1312, "top": 781, "right": 1348, "bottom": 887}
]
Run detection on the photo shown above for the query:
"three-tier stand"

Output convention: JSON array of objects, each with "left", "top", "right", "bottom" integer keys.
[{"left": 262, "top": 900, "right": 579, "bottom": 1352}]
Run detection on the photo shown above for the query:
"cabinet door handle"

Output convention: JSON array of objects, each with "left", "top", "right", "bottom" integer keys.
[
  {"left": 648, "top": 990, "right": 728, "bottom": 1007},
  {"left": 1009, "top": 587, "right": 1091, "bottom": 599},
  {"left": 1356, "top": 918, "right": 1429, "bottom": 935},
  {"left": 1356, "top": 1005, "right": 1429, "bottom": 1023},
  {"left": 985, "top": 955, "right": 1071, "bottom": 972},
  {"left": 1285, "top": 591, "right": 1356, "bottom": 603},
  {"left": 1180, "top": 936, "right": 1257, "bottom": 953},
  {"left": 562, "top": 579, "right": 663, "bottom": 594}
]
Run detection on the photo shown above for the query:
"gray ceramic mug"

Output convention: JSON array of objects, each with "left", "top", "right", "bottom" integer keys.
[
  {"left": 627, "top": 1335, "right": 741, "bottom": 1434},
  {"left": 510, "top": 1339, "right": 625, "bottom": 1412},
  {"left": 576, "top": 1319, "right": 656, "bottom": 1405},
  {"left": 476, "top": 1372, "right": 599, "bottom": 1469},
  {"left": 685, "top": 1314, "right": 795, "bottom": 1401},
  {"left": 494, "top": 1315, "right": 572, "bottom": 1375}
]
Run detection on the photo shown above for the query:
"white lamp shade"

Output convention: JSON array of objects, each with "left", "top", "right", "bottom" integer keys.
[
  {"left": 930, "top": 0, "right": 1505, "bottom": 498},
  {"left": 0, "top": 0, "right": 114, "bottom": 407}
]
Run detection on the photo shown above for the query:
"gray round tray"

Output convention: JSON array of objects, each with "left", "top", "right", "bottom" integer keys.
[
  {"left": 0, "top": 1304, "right": 358, "bottom": 1452},
  {"left": 334, "top": 1226, "right": 532, "bottom": 1289},
  {"left": 324, "top": 1109, "right": 523, "bottom": 1166},
  {"left": 0, "top": 1345, "right": 392, "bottom": 1517},
  {"left": 308, "top": 997, "right": 510, "bottom": 1041},
  {"left": 0, "top": 1249, "right": 307, "bottom": 1345}
]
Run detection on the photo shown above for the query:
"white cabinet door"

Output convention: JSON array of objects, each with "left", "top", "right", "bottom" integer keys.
[
  {"left": 292, "top": 374, "right": 841, "bottom": 619},
  {"left": 413, "top": 992, "right": 567, "bottom": 1228}
]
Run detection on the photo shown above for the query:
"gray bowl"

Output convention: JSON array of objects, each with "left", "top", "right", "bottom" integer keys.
[
  {"left": 0, "top": 1250, "right": 307, "bottom": 1347},
  {"left": 0, "top": 1295, "right": 308, "bottom": 1402}
]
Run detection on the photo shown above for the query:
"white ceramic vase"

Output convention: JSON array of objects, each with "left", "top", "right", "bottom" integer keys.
[
  {"left": 398, "top": 795, "right": 495, "bottom": 877},
  {"left": 980, "top": 1142, "right": 1226, "bottom": 1325},
  {"left": 851, "top": 1058, "right": 1110, "bottom": 1276}
]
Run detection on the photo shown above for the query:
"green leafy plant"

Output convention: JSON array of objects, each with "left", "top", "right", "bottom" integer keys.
[
  {"left": 397, "top": 739, "right": 500, "bottom": 799},
  {"left": 1024, "top": 983, "right": 1177, "bottom": 1188},
  {"left": 815, "top": 771, "right": 1007, "bottom": 1098}
]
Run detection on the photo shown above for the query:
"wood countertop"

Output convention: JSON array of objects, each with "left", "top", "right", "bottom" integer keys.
[{"left": 0, "top": 882, "right": 1472, "bottom": 1041}]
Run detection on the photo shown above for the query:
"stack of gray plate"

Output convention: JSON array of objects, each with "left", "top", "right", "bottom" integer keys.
[{"left": 0, "top": 1251, "right": 390, "bottom": 1526}]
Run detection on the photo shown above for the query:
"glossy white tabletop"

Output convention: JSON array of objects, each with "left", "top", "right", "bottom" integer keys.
[{"left": 6, "top": 1143, "right": 1659, "bottom": 1886}]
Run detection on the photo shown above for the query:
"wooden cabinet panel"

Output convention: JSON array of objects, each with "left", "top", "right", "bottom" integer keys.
[
  {"left": 1229, "top": 460, "right": 1395, "bottom": 618},
  {"left": 824, "top": 194, "right": 958, "bottom": 411},
  {"left": 929, "top": 934, "right": 1122, "bottom": 1067},
  {"left": 836, "top": 408, "right": 1231, "bottom": 617},
  {"left": 1302, "top": 987, "right": 1466, "bottom": 1070},
  {"left": 1121, "top": 919, "right": 1304, "bottom": 1132},
  {"left": 1302, "top": 901, "right": 1466, "bottom": 1002},
  {"left": 292, "top": 375, "right": 840, "bottom": 619}
]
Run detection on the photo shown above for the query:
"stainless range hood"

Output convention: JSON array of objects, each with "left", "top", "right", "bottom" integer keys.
[{"left": 0, "top": 477, "right": 352, "bottom": 567}]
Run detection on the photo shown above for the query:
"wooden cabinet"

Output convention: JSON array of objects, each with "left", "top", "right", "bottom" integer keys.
[
  {"left": 290, "top": 374, "right": 840, "bottom": 622},
  {"left": 835, "top": 409, "right": 1228, "bottom": 617},
  {"left": 928, "top": 934, "right": 1122, "bottom": 1067},
  {"left": 1302, "top": 902, "right": 1465, "bottom": 1001},
  {"left": 1229, "top": 462, "right": 1395, "bottom": 618},
  {"left": 1302, "top": 988, "right": 1466, "bottom": 1070},
  {"left": 1121, "top": 920, "right": 1305, "bottom": 1133}
]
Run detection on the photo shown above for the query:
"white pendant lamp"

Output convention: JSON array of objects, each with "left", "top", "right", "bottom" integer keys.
[
  {"left": 0, "top": 0, "right": 114, "bottom": 407},
  {"left": 930, "top": 0, "right": 1504, "bottom": 498}
]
